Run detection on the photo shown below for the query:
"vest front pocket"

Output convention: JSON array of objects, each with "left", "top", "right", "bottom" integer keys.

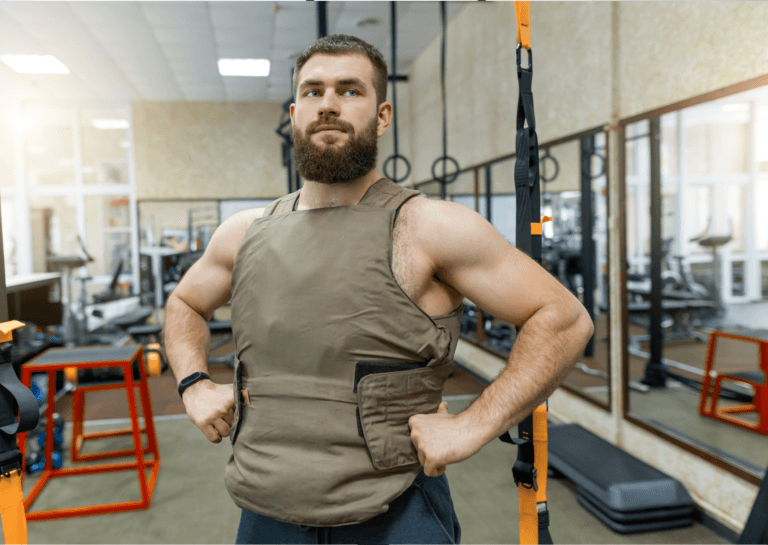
[{"left": 355, "top": 363, "right": 444, "bottom": 471}]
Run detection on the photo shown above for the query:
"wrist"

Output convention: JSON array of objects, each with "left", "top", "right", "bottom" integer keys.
[
  {"left": 178, "top": 371, "right": 213, "bottom": 400},
  {"left": 456, "top": 409, "right": 495, "bottom": 454}
]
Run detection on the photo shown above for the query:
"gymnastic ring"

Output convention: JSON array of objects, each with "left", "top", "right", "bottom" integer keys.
[
  {"left": 590, "top": 152, "right": 606, "bottom": 179},
  {"left": 539, "top": 150, "right": 559, "bottom": 183},
  {"left": 431, "top": 156, "right": 460, "bottom": 185},
  {"left": 383, "top": 154, "right": 411, "bottom": 183}
]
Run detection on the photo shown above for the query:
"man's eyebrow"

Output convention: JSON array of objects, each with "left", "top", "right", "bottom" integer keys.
[{"left": 299, "top": 78, "right": 367, "bottom": 89}]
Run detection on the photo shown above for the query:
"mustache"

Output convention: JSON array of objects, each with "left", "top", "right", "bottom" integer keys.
[{"left": 307, "top": 118, "right": 353, "bottom": 134}]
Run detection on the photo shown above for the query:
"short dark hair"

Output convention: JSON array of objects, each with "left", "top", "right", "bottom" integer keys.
[{"left": 293, "top": 34, "right": 389, "bottom": 106}]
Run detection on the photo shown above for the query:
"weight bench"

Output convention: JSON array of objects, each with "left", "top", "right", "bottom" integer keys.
[
  {"left": 548, "top": 423, "right": 694, "bottom": 534},
  {"left": 624, "top": 299, "right": 718, "bottom": 345}
]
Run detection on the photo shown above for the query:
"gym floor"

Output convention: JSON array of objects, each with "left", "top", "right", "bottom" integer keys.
[
  {"left": 7, "top": 325, "right": 732, "bottom": 544},
  {"left": 9, "top": 397, "right": 729, "bottom": 545}
]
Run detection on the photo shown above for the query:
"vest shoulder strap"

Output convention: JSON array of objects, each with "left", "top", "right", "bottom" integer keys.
[
  {"left": 263, "top": 190, "right": 301, "bottom": 217},
  {"left": 359, "top": 178, "right": 423, "bottom": 212}
]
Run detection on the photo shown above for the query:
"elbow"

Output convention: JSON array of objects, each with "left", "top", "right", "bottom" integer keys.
[{"left": 576, "top": 307, "right": 595, "bottom": 344}]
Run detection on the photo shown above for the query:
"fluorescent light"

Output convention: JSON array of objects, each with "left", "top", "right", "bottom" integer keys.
[
  {"left": 218, "top": 58, "right": 270, "bottom": 77},
  {"left": 92, "top": 119, "right": 129, "bottom": 130},
  {"left": 722, "top": 103, "right": 749, "bottom": 112},
  {"left": 1, "top": 54, "right": 69, "bottom": 74}
]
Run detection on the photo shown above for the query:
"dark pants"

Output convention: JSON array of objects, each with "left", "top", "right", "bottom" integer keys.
[{"left": 235, "top": 469, "right": 461, "bottom": 544}]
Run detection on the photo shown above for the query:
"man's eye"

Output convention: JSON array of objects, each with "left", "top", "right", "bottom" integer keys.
[
  {"left": 344, "top": 89, "right": 359, "bottom": 96},
  {"left": 306, "top": 90, "right": 320, "bottom": 97}
]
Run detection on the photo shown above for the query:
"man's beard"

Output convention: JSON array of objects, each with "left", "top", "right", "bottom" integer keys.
[{"left": 293, "top": 114, "right": 379, "bottom": 185}]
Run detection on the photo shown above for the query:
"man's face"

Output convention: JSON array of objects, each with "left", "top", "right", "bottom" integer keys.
[{"left": 291, "top": 53, "right": 389, "bottom": 185}]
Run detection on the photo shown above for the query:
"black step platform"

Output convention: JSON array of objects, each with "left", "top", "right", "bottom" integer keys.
[
  {"left": 548, "top": 423, "right": 695, "bottom": 534},
  {"left": 577, "top": 490, "right": 693, "bottom": 534}
]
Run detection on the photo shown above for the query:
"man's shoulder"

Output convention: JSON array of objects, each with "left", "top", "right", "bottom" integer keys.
[
  {"left": 399, "top": 195, "right": 475, "bottom": 230},
  {"left": 399, "top": 195, "right": 492, "bottom": 262}
]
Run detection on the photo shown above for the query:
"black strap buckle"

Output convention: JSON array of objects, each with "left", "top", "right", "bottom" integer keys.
[
  {"left": 0, "top": 449, "right": 22, "bottom": 478},
  {"left": 513, "top": 459, "right": 538, "bottom": 492},
  {"left": 499, "top": 430, "right": 539, "bottom": 492}
]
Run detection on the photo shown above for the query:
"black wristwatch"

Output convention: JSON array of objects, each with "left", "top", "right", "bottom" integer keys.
[{"left": 178, "top": 372, "right": 212, "bottom": 399}]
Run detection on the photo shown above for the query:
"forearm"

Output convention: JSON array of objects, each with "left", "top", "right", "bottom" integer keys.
[
  {"left": 163, "top": 293, "right": 212, "bottom": 386},
  {"left": 460, "top": 304, "right": 594, "bottom": 447}
]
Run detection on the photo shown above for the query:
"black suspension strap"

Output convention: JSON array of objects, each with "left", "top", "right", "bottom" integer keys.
[
  {"left": 383, "top": 1, "right": 411, "bottom": 184},
  {"left": 498, "top": 3, "right": 553, "bottom": 543},
  {"left": 431, "top": 2, "right": 459, "bottom": 199}
]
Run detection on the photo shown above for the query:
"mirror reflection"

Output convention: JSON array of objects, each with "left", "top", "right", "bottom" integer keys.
[{"left": 625, "top": 86, "right": 768, "bottom": 479}]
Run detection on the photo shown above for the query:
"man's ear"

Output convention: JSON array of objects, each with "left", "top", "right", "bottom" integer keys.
[{"left": 377, "top": 102, "right": 393, "bottom": 137}]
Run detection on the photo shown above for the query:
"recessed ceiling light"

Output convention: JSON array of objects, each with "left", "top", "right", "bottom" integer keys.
[
  {"left": 1, "top": 54, "right": 69, "bottom": 74},
  {"left": 218, "top": 58, "right": 270, "bottom": 77},
  {"left": 92, "top": 119, "right": 129, "bottom": 130},
  {"left": 356, "top": 17, "right": 381, "bottom": 28}
]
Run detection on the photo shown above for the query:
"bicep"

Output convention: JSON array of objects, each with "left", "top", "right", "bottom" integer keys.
[
  {"left": 427, "top": 201, "right": 583, "bottom": 327},
  {"left": 171, "top": 208, "right": 262, "bottom": 320}
]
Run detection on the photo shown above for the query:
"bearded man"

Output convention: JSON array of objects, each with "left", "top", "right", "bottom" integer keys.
[{"left": 164, "top": 34, "right": 593, "bottom": 545}]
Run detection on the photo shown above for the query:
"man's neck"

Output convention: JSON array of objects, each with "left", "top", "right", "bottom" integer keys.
[{"left": 296, "top": 170, "right": 384, "bottom": 210}]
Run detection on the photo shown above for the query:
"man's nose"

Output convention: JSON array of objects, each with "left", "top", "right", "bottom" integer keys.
[{"left": 318, "top": 90, "right": 341, "bottom": 117}]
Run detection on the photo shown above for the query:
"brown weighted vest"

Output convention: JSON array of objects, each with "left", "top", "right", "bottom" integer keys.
[{"left": 224, "top": 178, "right": 464, "bottom": 526}]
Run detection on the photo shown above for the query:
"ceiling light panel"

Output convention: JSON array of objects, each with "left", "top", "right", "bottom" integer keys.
[
  {"left": 219, "top": 59, "right": 270, "bottom": 77},
  {"left": 1, "top": 54, "right": 69, "bottom": 74}
]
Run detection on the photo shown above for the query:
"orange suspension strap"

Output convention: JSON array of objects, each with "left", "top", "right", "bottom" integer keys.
[
  {"left": 498, "top": 3, "right": 553, "bottom": 544},
  {"left": 1, "top": 320, "right": 37, "bottom": 545}
]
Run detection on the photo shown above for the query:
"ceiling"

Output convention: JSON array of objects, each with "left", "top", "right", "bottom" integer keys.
[{"left": 0, "top": 1, "right": 468, "bottom": 105}]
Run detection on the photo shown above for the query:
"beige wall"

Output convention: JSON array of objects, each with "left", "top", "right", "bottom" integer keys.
[
  {"left": 408, "top": 2, "right": 612, "bottom": 192},
  {"left": 132, "top": 102, "right": 286, "bottom": 200},
  {"left": 618, "top": 2, "right": 768, "bottom": 118}
]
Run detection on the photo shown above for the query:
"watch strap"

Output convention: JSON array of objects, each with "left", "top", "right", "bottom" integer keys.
[{"left": 178, "top": 372, "right": 212, "bottom": 399}]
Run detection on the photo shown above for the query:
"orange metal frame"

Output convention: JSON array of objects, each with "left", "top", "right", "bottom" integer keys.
[
  {"left": 18, "top": 345, "right": 160, "bottom": 521},
  {"left": 699, "top": 330, "right": 768, "bottom": 437}
]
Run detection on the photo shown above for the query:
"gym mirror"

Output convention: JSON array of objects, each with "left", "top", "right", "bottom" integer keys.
[{"left": 623, "top": 84, "right": 768, "bottom": 480}]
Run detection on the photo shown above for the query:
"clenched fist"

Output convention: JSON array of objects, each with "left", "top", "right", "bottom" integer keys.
[
  {"left": 182, "top": 380, "right": 236, "bottom": 443},
  {"left": 408, "top": 401, "right": 483, "bottom": 477}
]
